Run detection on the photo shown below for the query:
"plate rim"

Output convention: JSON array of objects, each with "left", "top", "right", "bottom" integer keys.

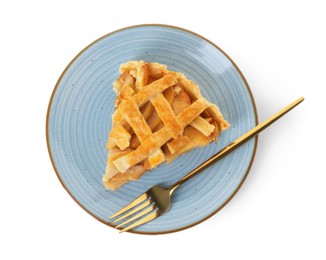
[{"left": 46, "top": 23, "right": 258, "bottom": 235}]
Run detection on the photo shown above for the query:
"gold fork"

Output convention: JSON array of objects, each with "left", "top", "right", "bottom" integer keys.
[{"left": 109, "top": 97, "right": 304, "bottom": 233}]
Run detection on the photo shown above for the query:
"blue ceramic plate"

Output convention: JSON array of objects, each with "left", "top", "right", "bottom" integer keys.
[{"left": 47, "top": 24, "right": 257, "bottom": 234}]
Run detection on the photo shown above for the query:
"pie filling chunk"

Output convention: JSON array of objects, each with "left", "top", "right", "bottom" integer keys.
[{"left": 103, "top": 61, "right": 230, "bottom": 190}]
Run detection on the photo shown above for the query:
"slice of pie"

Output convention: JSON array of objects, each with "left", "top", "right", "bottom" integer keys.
[{"left": 103, "top": 60, "right": 230, "bottom": 190}]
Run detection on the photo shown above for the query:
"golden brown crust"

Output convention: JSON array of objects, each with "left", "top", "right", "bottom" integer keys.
[
  {"left": 151, "top": 94, "right": 183, "bottom": 138},
  {"left": 103, "top": 61, "right": 230, "bottom": 190}
]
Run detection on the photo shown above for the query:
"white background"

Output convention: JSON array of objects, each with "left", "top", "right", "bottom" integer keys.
[{"left": 1, "top": 0, "right": 325, "bottom": 259}]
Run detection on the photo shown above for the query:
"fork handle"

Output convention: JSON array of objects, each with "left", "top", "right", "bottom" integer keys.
[{"left": 168, "top": 97, "right": 304, "bottom": 193}]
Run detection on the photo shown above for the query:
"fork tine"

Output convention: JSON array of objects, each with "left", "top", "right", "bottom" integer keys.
[
  {"left": 115, "top": 204, "right": 156, "bottom": 229},
  {"left": 109, "top": 193, "right": 148, "bottom": 219},
  {"left": 119, "top": 210, "right": 160, "bottom": 233},
  {"left": 112, "top": 199, "right": 152, "bottom": 224}
]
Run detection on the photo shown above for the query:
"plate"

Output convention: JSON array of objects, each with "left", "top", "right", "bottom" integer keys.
[{"left": 47, "top": 24, "right": 257, "bottom": 234}]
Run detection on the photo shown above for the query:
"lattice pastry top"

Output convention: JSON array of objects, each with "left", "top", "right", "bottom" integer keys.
[{"left": 103, "top": 61, "right": 230, "bottom": 190}]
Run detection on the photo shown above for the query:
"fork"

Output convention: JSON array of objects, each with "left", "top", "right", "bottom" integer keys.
[{"left": 109, "top": 97, "right": 304, "bottom": 233}]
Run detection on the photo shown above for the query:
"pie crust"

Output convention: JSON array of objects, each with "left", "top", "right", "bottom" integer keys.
[{"left": 103, "top": 61, "right": 229, "bottom": 190}]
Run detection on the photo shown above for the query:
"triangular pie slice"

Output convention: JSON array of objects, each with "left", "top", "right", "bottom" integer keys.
[{"left": 103, "top": 61, "right": 230, "bottom": 190}]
